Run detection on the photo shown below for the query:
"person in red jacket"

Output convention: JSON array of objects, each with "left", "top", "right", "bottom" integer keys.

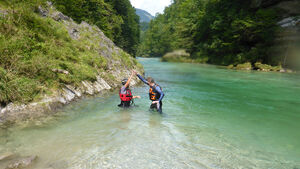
[{"left": 118, "top": 71, "right": 140, "bottom": 108}]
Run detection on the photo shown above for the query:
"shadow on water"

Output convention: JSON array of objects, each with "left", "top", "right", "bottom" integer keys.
[
  {"left": 116, "top": 108, "right": 132, "bottom": 130},
  {"left": 148, "top": 112, "right": 163, "bottom": 128}
]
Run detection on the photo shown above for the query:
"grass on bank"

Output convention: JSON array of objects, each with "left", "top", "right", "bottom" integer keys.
[{"left": 0, "top": 0, "right": 139, "bottom": 106}]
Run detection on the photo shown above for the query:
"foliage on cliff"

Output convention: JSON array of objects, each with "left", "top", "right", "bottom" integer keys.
[
  {"left": 138, "top": 0, "right": 281, "bottom": 66},
  {"left": 0, "top": 0, "right": 142, "bottom": 106},
  {"left": 52, "top": 0, "right": 140, "bottom": 56}
]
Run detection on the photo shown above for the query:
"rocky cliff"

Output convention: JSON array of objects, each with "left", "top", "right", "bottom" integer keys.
[
  {"left": 0, "top": 2, "right": 143, "bottom": 127},
  {"left": 253, "top": 0, "right": 300, "bottom": 69}
]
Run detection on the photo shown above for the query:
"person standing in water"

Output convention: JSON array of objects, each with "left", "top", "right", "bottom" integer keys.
[
  {"left": 134, "top": 71, "right": 164, "bottom": 113},
  {"left": 118, "top": 71, "right": 141, "bottom": 108}
]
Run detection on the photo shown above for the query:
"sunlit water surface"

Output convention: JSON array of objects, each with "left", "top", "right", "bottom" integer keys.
[{"left": 0, "top": 58, "right": 300, "bottom": 169}]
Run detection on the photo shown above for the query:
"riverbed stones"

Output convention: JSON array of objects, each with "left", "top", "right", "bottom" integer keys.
[
  {"left": 46, "top": 160, "right": 68, "bottom": 169},
  {"left": 0, "top": 152, "right": 14, "bottom": 161},
  {"left": 5, "top": 156, "right": 37, "bottom": 169}
]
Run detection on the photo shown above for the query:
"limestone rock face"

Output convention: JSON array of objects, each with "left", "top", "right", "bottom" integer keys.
[
  {"left": 278, "top": 17, "right": 300, "bottom": 28},
  {"left": 0, "top": 76, "right": 121, "bottom": 126},
  {"left": 251, "top": 0, "right": 300, "bottom": 69},
  {"left": 276, "top": 0, "right": 300, "bottom": 16}
]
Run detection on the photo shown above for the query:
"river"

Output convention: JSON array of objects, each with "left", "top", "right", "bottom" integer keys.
[{"left": 0, "top": 58, "right": 299, "bottom": 169}]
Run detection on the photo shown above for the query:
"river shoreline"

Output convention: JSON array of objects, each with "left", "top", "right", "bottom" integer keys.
[
  {"left": 0, "top": 76, "right": 142, "bottom": 129},
  {"left": 160, "top": 57, "right": 297, "bottom": 73}
]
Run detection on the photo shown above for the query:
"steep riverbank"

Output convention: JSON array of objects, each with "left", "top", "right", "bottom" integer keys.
[{"left": 0, "top": 2, "right": 143, "bottom": 127}]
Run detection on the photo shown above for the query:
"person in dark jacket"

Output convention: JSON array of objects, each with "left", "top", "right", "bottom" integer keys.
[{"left": 134, "top": 71, "right": 164, "bottom": 113}]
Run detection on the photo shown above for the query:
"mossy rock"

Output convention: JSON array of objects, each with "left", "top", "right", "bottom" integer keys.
[
  {"left": 235, "top": 62, "right": 252, "bottom": 70},
  {"left": 254, "top": 62, "right": 281, "bottom": 72},
  {"left": 227, "top": 64, "right": 234, "bottom": 69},
  {"left": 161, "top": 50, "right": 191, "bottom": 63}
]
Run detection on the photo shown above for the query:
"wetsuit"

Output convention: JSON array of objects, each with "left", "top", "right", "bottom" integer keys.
[
  {"left": 118, "top": 86, "right": 132, "bottom": 108},
  {"left": 137, "top": 74, "right": 164, "bottom": 113}
]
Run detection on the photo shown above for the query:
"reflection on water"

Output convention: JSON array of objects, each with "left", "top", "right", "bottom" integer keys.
[{"left": 0, "top": 58, "right": 299, "bottom": 169}]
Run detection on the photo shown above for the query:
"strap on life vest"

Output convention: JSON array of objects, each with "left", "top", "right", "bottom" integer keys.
[{"left": 119, "top": 88, "right": 132, "bottom": 102}]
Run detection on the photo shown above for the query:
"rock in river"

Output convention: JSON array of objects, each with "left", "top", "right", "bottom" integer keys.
[
  {"left": 0, "top": 152, "right": 14, "bottom": 161},
  {"left": 5, "top": 156, "right": 37, "bottom": 169}
]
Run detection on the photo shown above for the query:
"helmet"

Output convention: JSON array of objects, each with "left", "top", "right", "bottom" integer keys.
[{"left": 121, "top": 78, "right": 128, "bottom": 85}]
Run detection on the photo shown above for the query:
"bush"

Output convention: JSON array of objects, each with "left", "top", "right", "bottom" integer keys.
[{"left": 161, "top": 50, "right": 191, "bottom": 63}]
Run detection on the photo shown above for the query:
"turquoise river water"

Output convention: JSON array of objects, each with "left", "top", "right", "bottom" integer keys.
[{"left": 0, "top": 58, "right": 300, "bottom": 169}]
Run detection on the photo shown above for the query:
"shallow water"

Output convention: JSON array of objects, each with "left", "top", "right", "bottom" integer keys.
[{"left": 1, "top": 58, "right": 300, "bottom": 169}]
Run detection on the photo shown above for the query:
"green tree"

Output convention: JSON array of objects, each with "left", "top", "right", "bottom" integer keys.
[
  {"left": 139, "top": 0, "right": 280, "bottom": 66},
  {"left": 53, "top": 0, "right": 140, "bottom": 56},
  {"left": 107, "top": 0, "right": 140, "bottom": 56}
]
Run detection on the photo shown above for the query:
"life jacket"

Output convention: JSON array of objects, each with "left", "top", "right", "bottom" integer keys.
[
  {"left": 119, "top": 88, "right": 132, "bottom": 102},
  {"left": 149, "top": 84, "right": 161, "bottom": 101}
]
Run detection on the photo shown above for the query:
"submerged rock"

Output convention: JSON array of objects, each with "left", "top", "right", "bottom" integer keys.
[
  {"left": 46, "top": 160, "right": 68, "bottom": 169},
  {"left": 0, "top": 152, "right": 14, "bottom": 162},
  {"left": 5, "top": 156, "right": 37, "bottom": 169}
]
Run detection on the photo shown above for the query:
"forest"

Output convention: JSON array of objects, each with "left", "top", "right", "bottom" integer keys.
[
  {"left": 138, "top": 0, "right": 282, "bottom": 66},
  {"left": 53, "top": 0, "right": 140, "bottom": 56}
]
